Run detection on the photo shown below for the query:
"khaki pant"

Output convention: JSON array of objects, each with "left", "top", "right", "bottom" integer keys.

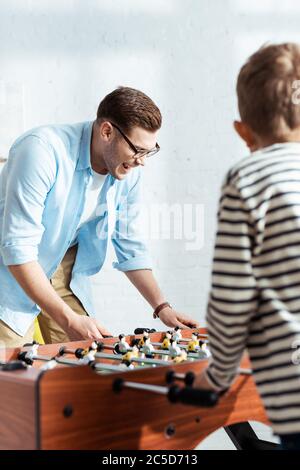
[{"left": 0, "top": 245, "right": 88, "bottom": 348}]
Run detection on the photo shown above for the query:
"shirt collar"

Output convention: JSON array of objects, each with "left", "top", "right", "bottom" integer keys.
[{"left": 76, "top": 121, "right": 94, "bottom": 171}]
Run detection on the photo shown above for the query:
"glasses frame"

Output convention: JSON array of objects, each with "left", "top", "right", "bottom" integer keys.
[{"left": 110, "top": 122, "right": 160, "bottom": 160}]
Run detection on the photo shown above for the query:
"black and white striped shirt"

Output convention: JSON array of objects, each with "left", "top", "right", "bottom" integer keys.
[{"left": 205, "top": 142, "right": 300, "bottom": 435}]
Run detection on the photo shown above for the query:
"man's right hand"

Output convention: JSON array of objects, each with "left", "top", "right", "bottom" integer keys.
[
  {"left": 8, "top": 261, "right": 113, "bottom": 342},
  {"left": 65, "top": 314, "right": 113, "bottom": 341}
]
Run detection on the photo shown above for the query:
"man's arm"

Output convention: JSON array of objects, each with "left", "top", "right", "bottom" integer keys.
[
  {"left": 1, "top": 136, "right": 110, "bottom": 340},
  {"left": 112, "top": 169, "right": 200, "bottom": 329},
  {"left": 8, "top": 262, "right": 111, "bottom": 340},
  {"left": 195, "top": 177, "right": 258, "bottom": 392},
  {"left": 125, "top": 269, "right": 200, "bottom": 328}
]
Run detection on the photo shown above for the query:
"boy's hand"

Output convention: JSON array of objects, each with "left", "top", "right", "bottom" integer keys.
[{"left": 193, "top": 370, "right": 217, "bottom": 391}]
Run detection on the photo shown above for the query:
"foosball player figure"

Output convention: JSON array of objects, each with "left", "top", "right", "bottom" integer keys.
[
  {"left": 116, "top": 334, "right": 131, "bottom": 354},
  {"left": 79, "top": 346, "right": 97, "bottom": 364},
  {"left": 187, "top": 332, "right": 200, "bottom": 353},
  {"left": 173, "top": 349, "right": 188, "bottom": 364},
  {"left": 142, "top": 336, "right": 155, "bottom": 358},
  {"left": 121, "top": 342, "right": 139, "bottom": 367},
  {"left": 162, "top": 331, "right": 172, "bottom": 350},
  {"left": 199, "top": 340, "right": 211, "bottom": 358},
  {"left": 172, "top": 326, "right": 182, "bottom": 342},
  {"left": 169, "top": 338, "right": 181, "bottom": 358},
  {"left": 137, "top": 331, "right": 149, "bottom": 349}
]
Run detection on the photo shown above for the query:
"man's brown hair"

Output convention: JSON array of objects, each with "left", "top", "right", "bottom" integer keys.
[
  {"left": 237, "top": 42, "right": 300, "bottom": 140},
  {"left": 96, "top": 86, "right": 162, "bottom": 133}
]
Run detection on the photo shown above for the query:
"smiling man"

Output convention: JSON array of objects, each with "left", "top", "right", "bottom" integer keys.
[{"left": 0, "top": 86, "right": 199, "bottom": 347}]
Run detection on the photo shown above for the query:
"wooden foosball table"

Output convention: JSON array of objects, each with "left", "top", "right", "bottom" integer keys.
[{"left": 0, "top": 328, "right": 276, "bottom": 450}]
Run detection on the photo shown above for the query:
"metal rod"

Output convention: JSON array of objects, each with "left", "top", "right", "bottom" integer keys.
[
  {"left": 93, "top": 363, "right": 130, "bottom": 372},
  {"left": 123, "top": 381, "right": 168, "bottom": 395},
  {"left": 94, "top": 351, "right": 170, "bottom": 366},
  {"left": 238, "top": 367, "right": 252, "bottom": 375}
]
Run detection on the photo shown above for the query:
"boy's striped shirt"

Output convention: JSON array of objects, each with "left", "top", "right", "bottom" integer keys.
[{"left": 206, "top": 142, "right": 300, "bottom": 435}]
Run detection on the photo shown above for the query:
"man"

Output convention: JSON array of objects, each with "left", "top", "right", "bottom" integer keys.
[{"left": 0, "top": 86, "right": 199, "bottom": 347}]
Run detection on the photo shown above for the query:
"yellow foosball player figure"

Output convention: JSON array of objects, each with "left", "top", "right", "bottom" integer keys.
[
  {"left": 121, "top": 343, "right": 139, "bottom": 368},
  {"left": 173, "top": 349, "right": 188, "bottom": 364},
  {"left": 162, "top": 331, "right": 172, "bottom": 350},
  {"left": 187, "top": 333, "right": 200, "bottom": 353},
  {"left": 138, "top": 331, "right": 149, "bottom": 349}
]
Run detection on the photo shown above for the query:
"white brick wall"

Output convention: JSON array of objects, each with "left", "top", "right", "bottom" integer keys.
[{"left": 1, "top": 0, "right": 299, "bottom": 335}]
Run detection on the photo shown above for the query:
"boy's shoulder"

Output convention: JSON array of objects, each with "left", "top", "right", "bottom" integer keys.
[{"left": 225, "top": 143, "right": 300, "bottom": 187}]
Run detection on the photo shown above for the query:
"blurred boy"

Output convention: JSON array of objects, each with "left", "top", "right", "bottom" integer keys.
[{"left": 195, "top": 43, "right": 300, "bottom": 450}]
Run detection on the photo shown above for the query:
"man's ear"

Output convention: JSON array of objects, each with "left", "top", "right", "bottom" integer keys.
[
  {"left": 233, "top": 121, "right": 258, "bottom": 151},
  {"left": 99, "top": 121, "right": 113, "bottom": 142}
]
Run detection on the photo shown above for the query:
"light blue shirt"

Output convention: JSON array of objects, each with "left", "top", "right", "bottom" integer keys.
[{"left": 0, "top": 121, "right": 152, "bottom": 335}]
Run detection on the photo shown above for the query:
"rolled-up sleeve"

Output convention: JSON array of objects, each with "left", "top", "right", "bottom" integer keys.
[
  {"left": 112, "top": 169, "right": 152, "bottom": 272},
  {"left": 1, "top": 135, "right": 56, "bottom": 265}
]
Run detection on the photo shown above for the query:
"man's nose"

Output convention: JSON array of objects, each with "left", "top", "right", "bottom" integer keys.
[{"left": 135, "top": 156, "right": 146, "bottom": 166}]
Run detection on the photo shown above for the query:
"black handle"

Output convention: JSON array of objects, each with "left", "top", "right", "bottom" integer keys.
[
  {"left": 168, "top": 385, "right": 218, "bottom": 407},
  {"left": 166, "top": 370, "right": 195, "bottom": 386},
  {"left": 0, "top": 360, "right": 28, "bottom": 371},
  {"left": 134, "top": 328, "right": 156, "bottom": 335},
  {"left": 17, "top": 351, "right": 33, "bottom": 366}
]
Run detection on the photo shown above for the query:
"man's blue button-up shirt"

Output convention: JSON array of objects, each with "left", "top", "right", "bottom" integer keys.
[{"left": 0, "top": 121, "right": 152, "bottom": 335}]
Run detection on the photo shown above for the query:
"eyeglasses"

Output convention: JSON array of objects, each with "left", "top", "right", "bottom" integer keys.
[{"left": 110, "top": 122, "right": 160, "bottom": 160}]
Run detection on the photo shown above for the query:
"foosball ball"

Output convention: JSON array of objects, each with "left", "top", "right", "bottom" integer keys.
[{"left": 0, "top": 327, "right": 275, "bottom": 450}]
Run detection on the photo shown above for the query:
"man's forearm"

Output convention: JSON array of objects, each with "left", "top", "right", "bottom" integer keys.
[
  {"left": 124, "top": 269, "right": 166, "bottom": 309},
  {"left": 8, "top": 261, "right": 74, "bottom": 329}
]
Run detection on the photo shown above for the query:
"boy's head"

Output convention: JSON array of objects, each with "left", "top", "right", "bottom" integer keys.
[{"left": 234, "top": 43, "right": 300, "bottom": 151}]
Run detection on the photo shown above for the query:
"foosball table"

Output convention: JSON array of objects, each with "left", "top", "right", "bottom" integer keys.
[{"left": 0, "top": 327, "right": 276, "bottom": 450}]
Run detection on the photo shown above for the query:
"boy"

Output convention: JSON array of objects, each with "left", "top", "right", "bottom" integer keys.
[{"left": 195, "top": 43, "right": 300, "bottom": 450}]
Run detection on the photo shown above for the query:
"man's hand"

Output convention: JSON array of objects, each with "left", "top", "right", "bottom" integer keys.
[
  {"left": 63, "top": 314, "right": 112, "bottom": 341},
  {"left": 158, "top": 306, "right": 200, "bottom": 329}
]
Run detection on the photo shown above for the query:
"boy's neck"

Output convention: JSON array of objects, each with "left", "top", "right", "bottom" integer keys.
[{"left": 253, "top": 128, "right": 300, "bottom": 152}]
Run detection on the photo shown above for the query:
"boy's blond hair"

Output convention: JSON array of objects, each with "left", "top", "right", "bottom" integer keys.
[{"left": 237, "top": 43, "right": 300, "bottom": 140}]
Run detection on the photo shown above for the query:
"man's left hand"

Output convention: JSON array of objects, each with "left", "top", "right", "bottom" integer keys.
[{"left": 158, "top": 306, "right": 200, "bottom": 329}]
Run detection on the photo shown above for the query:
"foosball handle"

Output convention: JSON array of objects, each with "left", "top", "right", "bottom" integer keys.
[
  {"left": 134, "top": 328, "right": 156, "bottom": 335},
  {"left": 165, "top": 370, "right": 195, "bottom": 386},
  {"left": 75, "top": 348, "right": 85, "bottom": 359},
  {"left": 17, "top": 351, "right": 34, "bottom": 366},
  {"left": 1, "top": 360, "right": 28, "bottom": 371},
  {"left": 168, "top": 385, "right": 219, "bottom": 408}
]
